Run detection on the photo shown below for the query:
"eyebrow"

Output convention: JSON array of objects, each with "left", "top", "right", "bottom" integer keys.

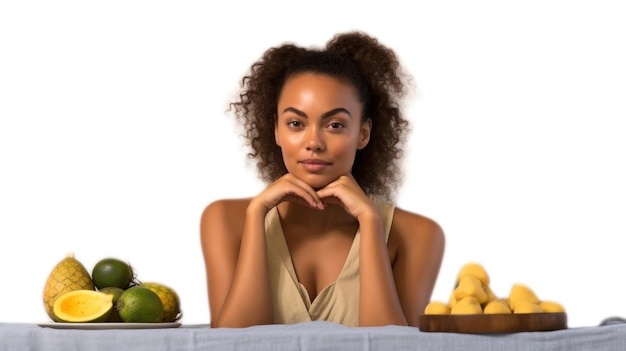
[{"left": 282, "top": 107, "right": 352, "bottom": 119}]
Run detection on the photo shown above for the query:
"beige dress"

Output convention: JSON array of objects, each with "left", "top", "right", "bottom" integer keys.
[{"left": 264, "top": 196, "right": 395, "bottom": 326}]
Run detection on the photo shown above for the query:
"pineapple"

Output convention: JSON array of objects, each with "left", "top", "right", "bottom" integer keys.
[{"left": 43, "top": 253, "right": 95, "bottom": 321}]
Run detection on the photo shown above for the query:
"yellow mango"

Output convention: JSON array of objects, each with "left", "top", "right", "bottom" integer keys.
[
  {"left": 424, "top": 301, "right": 450, "bottom": 315},
  {"left": 508, "top": 283, "right": 540, "bottom": 310},
  {"left": 457, "top": 262, "right": 490, "bottom": 287},
  {"left": 482, "top": 285, "right": 498, "bottom": 306},
  {"left": 450, "top": 296, "right": 483, "bottom": 315},
  {"left": 513, "top": 300, "right": 543, "bottom": 314},
  {"left": 448, "top": 290, "right": 458, "bottom": 308},
  {"left": 539, "top": 301, "right": 565, "bottom": 313},
  {"left": 502, "top": 297, "right": 511, "bottom": 309},
  {"left": 455, "top": 275, "right": 487, "bottom": 303},
  {"left": 483, "top": 299, "right": 512, "bottom": 314}
]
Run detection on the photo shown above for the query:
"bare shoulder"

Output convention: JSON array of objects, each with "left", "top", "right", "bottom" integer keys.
[
  {"left": 388, "top": 207, "right": 445, "bottom": 256},
  {"left": 391, "top": 207, "right": 444, "bottom": 237},
  {"left": 202, "top": 198, "right": 252, "bottom": 217},
  {"left": 200, "top": 198, "right": 252, "bottom": 242}
]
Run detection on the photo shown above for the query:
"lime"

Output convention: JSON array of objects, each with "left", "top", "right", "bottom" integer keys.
[
  {"left": 117, "top": 286, "right": 164, "bottom": 323},
  {"left": 141, "top": 282, "right": 182, "bottom": 322},
  {"left": 99, "top": 287, "right": 125, "bottom": 322},
  {"left": 92, "top": 258, "right": 134, "bottom": 290}
]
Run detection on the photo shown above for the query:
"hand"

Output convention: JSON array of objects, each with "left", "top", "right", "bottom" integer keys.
[
  {"left": 315, "top": 174, "right": 378, "bottom": 221},
  {"left": 249, "top": 173, "right": 325, "bottom": 215}
]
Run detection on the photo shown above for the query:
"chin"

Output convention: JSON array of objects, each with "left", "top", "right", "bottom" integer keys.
[
  {"left": 309, "top": 180, "right": 333, "bottom": 191},
  {"left": 295, "top": 174, "right": 335, "bottom": 190}
]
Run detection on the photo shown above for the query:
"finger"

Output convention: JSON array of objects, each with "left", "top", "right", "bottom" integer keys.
[
  {"left": 282, "top": 177, "right": 324, "bottom": 208},
  {"left": 286, "top": 176, "right": 324, "bottom": 209},
  {"left": 315, "top": 181, "right": 348, "bottom": 201}
]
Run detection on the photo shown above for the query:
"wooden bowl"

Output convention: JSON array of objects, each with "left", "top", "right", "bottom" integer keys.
[{"left": 418, "top": 313, "right": 567, "bottom": 333}]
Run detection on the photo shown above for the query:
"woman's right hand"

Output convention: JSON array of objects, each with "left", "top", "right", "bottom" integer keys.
[
  {"left": 205, "top": 173, "right": 324, "bottom": 327},
  {"left": 249, "top": 173, "right": 325, "bottom": 215}
]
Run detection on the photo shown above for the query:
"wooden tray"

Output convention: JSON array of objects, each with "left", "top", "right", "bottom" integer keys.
[{"left": 418, "top": 313, "right": 567, "bottom": 333}]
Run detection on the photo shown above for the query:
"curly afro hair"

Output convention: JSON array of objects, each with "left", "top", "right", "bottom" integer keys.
[{"left": 229, "top": 31, "right": 411, "bottom": 200}]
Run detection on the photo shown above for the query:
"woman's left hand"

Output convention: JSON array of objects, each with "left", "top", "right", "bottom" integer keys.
[{"left": 315, "top": 174, "right": 378, "bottom": 221}]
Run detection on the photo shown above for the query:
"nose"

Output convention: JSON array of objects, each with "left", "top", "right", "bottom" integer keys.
[{"left": 305, "top": 127, "right": 325, "bottom": 152}]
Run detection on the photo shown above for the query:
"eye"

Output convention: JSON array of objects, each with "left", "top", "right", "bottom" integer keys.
[
  {"left": 287, "top": 120, "right": 304, "bottom": 128},
  {"left": 328, "top": 122, "right": 345, "bottom": 129}
]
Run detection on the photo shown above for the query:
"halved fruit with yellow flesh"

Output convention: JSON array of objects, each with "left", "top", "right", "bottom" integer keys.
[{"left": 53, "top": 290, "right": 114, "bottom": 323}]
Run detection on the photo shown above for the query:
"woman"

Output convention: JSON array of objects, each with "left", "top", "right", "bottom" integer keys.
[{"left": 200, "top": 31, "right": 445, "bottom": 328}]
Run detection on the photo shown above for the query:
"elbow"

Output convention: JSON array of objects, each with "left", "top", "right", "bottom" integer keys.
[
  {"left": 360, "top": 312, "right": 408, "bottom": 327},
  {"left": 211, "top": 315, "right": 273, "bottom": 328}
]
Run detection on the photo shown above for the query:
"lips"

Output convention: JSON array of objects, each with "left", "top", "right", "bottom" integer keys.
[{"left": 299, "top": 158, "right": 331, "bottom": 172}]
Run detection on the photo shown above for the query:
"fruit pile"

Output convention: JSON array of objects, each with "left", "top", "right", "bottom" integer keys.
[
  {"left": 43, "top": 253, "right": 182, "bottom": 323},
  {"left": 424, "top": 262, "right": 565, "bottom": 315}
]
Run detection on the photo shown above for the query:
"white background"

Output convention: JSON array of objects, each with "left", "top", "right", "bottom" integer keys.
[{"left": 1, "top": 1, "right": 625, "bottom": 328}]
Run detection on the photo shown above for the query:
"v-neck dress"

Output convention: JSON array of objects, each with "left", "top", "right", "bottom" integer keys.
[{"left": 264, "top": 196, "right": 395, "bottom": 326}]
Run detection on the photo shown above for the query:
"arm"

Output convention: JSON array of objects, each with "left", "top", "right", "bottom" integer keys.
[
  {"left": 316, "top": 174, "right": 408, "bottom": 326},
  {"left": 200, "top": 199, "right": 273, "bottom": 327},
  {"left": 316, "top": 175, "right": 445, "bottom": 326},
  {"left": 358, "top": 210, "right": 409, "bottom": 326},
  {"left": 390, "top": 209, "right": 445, "bottom": 326},
  {"left": 201, "top": 174, "right": 324, "bottom": 327}
]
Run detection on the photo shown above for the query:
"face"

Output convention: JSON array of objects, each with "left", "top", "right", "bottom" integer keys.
[{"left": 275, "top": 73, "right": 371, "bottom": 189}]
